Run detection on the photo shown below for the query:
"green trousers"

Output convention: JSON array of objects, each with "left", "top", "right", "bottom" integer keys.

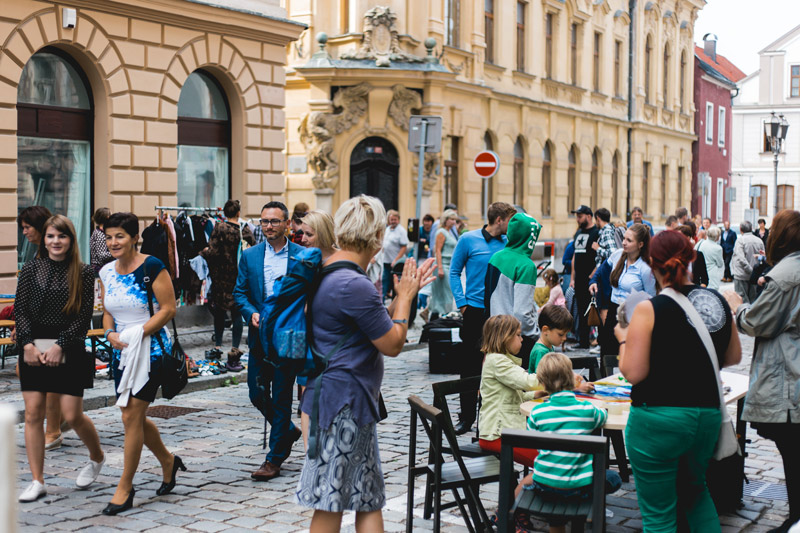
[{"left": 625, "top": 405, "right": 721, "bottom": 533}]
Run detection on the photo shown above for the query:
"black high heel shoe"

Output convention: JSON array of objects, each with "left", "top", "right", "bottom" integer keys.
[
  {"left": 102, "top": 488, "right": 135, "bottom": 516},
  {"left": 156, "top": 455, "right": 186, "bottom": 496}
]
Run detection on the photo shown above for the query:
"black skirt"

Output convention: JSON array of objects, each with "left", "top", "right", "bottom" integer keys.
[{"left": 19, "top": 344, "right": 94, "bottom": 397}]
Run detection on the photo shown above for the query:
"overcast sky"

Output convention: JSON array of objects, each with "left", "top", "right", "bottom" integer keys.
[{"left": 694, "top": 0, "right": 800, "bottom": 76}]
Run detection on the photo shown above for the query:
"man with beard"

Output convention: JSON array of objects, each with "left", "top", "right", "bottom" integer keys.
[
  {"left": 234, "top": 201, "right": 304, "bottom": 481},
  {"left": 569, "top": 205, "right": 600, "bottom": 349}
]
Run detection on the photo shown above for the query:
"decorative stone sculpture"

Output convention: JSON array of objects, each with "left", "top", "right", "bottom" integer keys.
[
  {"left": 412, "top": 152, "right": 440, "bottom": 192},
  {"left": 340, "top": 7, "right": 424, "bottom": 67},
  {"left": 387, "top": 85, "right": 422, "bottom": 130},
  {"left": 298, "top": 83, "right": 372, "bottom": 189}
]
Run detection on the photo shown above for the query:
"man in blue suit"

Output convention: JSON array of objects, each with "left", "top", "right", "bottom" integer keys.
[
  {"left": 233, "top": 201, "right": 303, "bottom": 481},
  {"left": 720, "top": 220, "right": 737, "bottom": 282}
]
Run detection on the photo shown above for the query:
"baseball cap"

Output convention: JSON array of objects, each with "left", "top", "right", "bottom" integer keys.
[{"left": 570, "top": 205, "right": 593, "bottom": 215}]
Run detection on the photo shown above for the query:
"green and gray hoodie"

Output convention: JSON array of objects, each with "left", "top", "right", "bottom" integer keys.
[{"left": 484, "top": 213, "right": 543, "bottom": 336}]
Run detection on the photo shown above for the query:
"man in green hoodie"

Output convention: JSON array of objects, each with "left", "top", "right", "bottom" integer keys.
[{"left": 484, "top": 212, "right": 543, "bottom": 370}]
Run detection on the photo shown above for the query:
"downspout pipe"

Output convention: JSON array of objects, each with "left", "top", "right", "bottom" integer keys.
[{"left": 626, "top": 0, "right": 636, "bottom": 220}]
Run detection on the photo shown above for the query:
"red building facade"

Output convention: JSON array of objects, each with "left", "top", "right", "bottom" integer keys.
[{"left": 691, "top": 40, "right": 745, "bottom": 223}]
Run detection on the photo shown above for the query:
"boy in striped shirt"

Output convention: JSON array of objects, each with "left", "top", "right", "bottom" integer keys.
[{"left": 523, "top": 352, "right": 621, "bottom": 532}]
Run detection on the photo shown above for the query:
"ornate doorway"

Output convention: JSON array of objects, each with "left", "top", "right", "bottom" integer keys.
[{"left": 349, "top": 137, "right": 399, "bottom": 210}]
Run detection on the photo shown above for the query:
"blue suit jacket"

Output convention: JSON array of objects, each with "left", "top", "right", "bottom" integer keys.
[
  {"left": 721, "top": 229, "right": 737, "bottom": 255},
  {"left": 233, "top": 239, "right": 303, "bottom": 349}
]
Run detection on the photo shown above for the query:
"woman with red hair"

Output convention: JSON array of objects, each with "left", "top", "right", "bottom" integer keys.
[{"left": 615, "top": 230, "right": 741, "bottom": 531}]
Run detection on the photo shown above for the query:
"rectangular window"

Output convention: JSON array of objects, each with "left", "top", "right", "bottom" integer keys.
[
  {"left": 751, "top": 184, "right": 768, "bottom": 216},
  {"left": 444, "top": 136, "right": 460, "bottom": 207},
  {"left": 593, "top": 32, "right": 601, "bottom": 92},
  {"left": 545, "top": 13, "right": 553, "bottom": 79},
  {"left": 792, "top": 65, "right": 800, "bottom": 98},
  {"left": 661, "top": 164, "right": 667, "bottom": 215},
  {"left": 570, "top": 23, "right": 579, "bottom": 85},
  {"left": 702, "top": 174, "right": 711, "bottom": 218},
  {"left": 718, "top": 107, "right": 726, "bottom": 147},
  {"left": 717, "top": 178, "right": 724, "bottom": 221},
  {"left": 485, "top": 0, "right": 494, "bottom": 64},
  {"left": 642, "top": 161, "right": 649, "bottom": 214},
  {"left": 678, "top": 166, "right": 685, "bottom": 206},
  {"left": 778, "top": 184, "right": 795, "bottom": 210},
  {"left": 516, "top": 2, "right": 526, "bottom": 72},
  {"left": 705, "top": 102, "right": 714, "bottom": 144},
  {"left": 445, "top": 0, "right": 460, "bottom": 48},
  {"left": 614, "top": 40, "right": 622, "bottom": 97}
]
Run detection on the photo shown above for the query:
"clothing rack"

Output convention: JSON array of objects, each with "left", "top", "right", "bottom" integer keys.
[{"left": 154, "top": 205, "right": 224, "bottom": 213}]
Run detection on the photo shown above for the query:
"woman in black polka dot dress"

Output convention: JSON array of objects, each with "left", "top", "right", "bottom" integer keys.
[{"left": 15, "top": 215, "right": 105, "bottom": 503}]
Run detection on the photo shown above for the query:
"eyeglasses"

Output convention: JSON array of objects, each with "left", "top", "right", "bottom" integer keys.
[{"left": 260, "top": 219, "right": 287, "bottom": 226}]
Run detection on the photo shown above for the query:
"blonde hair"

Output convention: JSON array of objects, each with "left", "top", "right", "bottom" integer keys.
[
  {"left": 481, "top": 315, "right": 521, "bottom": 355},
  {"left": 439, "top": 209, "right": 458, "bottom": 227},
  {"left": 537, "top": 352, "right": 575, "bottom": 394},
  {"left": 335, "top": 195, "right": 387, "bottom": 253},
  {"left": 302, "top": 210, "right": 336, "bottom": 252},
  {"left": 386, "top": 209, "right": 400, "bottom": 222},
  {"left": 38, "top": 215, "right": 85, "bottom": 316}
]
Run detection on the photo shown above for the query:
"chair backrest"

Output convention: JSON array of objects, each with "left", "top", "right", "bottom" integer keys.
[
  {"left": 432, "top": 376, "right": 481, "bottom": 445},
  {"left": 497, "top": 428, "right": 609, "bottom": 532}
]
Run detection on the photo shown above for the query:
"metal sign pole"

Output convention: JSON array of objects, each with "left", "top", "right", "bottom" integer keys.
[{"left": 414, "top": 119, "right": 429, "bottom": 259}]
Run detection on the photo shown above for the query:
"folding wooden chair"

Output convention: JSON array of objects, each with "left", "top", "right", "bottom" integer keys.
[
  {"left": 498, "top": 428, "right": 609, "bottom": 533},
  {"left": 406, "top": 395, "right": 500, "bottom": 533},
  {"left": 431, "top": 376, "right": 492, "bottom": 458}
]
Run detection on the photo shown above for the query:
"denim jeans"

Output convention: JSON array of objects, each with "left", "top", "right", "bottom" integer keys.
[{"left": 246, "top": 335, "right": 303, "bottom": 466}]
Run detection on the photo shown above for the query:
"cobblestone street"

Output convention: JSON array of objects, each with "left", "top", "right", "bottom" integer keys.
[{"left": 5, "top": 319, "right": 790, "bottom": 533}]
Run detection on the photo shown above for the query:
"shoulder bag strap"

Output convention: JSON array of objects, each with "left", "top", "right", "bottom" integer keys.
[
  {"left": 143, "top": 260, "right": 179, "bottom": 355},
  {"left": 661, "top": 287, "right": 726, "bottom": 409}
]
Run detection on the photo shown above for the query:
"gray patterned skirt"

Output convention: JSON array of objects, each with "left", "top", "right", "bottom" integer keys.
[{"left": 295, "top": 406, "right": 385, "bottom": 512}]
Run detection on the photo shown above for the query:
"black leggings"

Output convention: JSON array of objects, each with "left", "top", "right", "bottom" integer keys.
[
  {"left": 211, "top": 306, "right": 243, "bottom": 350},
  {"left": 756, "top": 419, "right": 800, "bottom": 523}
]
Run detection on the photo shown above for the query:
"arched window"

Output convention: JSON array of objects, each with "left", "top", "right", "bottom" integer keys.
[
  {"left": 680, "top": 50, "right": 687, "bottom": 113},
  {"left": 645, "top": 35, "right": 652, "bottom": 104},
  {"left": 483, "top": 132, "right": 494, "bottom": 217},
  {"left": 177, "top": 71, "right": 230, "bottom": 208},
  {"left": 591, "top": 148, "right": 600, "bottom": 209},
  {"left": 568, "top": 145, "right": 577, "bottom": 213},
  {"left": 663, "top": 44, "right": 670, "bottom": 109},
  {"left": 513, "top": 137, "right": 525, "bottom": 206},
  {"left": 17, "top": 49, "right": 93, "bottom": 266},
  {"left": 542, "top": 142, "right": 552, "bottom": 217},
  {"left": 611, "top": 151, "right": 620, "bottom": 216}
]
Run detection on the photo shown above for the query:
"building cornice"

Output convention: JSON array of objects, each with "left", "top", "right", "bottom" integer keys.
[{"left": 45, "top": 0, "right": 306, "bottom": 45}]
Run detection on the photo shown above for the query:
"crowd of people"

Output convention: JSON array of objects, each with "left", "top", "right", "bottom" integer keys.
[{"left": 9, "top": 194, "right": 800, "bottom": 533}]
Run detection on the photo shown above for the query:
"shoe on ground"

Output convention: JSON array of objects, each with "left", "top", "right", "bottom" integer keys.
[
  {"left": 19, "top": 481, "right": 46, "bottom": 502},
  {"left": 453, "top": 420, "right": 474, "bottom": 436},
  {"left": 251, "top": 461, "right": 281, "bottom": 481},
  {"left": 589, "top": 345, "right": 602, "bottom": 354},
  {"left": 290, "top": 426, "right": 302, "bottom": 444},
  {"left": 44, "top": 435, "right": 63, "bottom": 451},
  {"left": 76, "top": 457, "right": 105, "bottom": 489},
  {"left": 205, "top": 348, "right": 222, "bottom": 360}
]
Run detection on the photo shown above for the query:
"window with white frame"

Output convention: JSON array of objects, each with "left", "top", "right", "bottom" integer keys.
[
  {"left": 718, "top": 107, "right": 726, "bottom": 147},
  {"left": 702, "top": 174, "right": 711, "bottom": 218},
  {"left": 716, "top": 178, "right": 724, "bottom": 221},
  {"left": 705, "top": 103, "right": 714, "bottom": 144}
]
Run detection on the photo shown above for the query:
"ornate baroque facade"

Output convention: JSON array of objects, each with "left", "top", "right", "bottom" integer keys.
[{"left": 284, "top": 0, "right": 703, "bottom": 239}]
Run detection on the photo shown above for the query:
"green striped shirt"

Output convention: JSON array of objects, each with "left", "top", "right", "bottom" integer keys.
[{"left": 526, "top": 391, "right": 607, "bottom": 489}]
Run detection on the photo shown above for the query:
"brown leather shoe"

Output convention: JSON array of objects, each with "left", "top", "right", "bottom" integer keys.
[{"left": 251, "top": 461, "right": 280, "bottom": 481}]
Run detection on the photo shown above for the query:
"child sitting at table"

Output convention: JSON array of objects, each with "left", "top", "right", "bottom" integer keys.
[
  {"left": 529, "top": 304, "right": 573, "bottom": 373},
  {"left": 478, "top": 315, "right": 542, "bottom": 467},
  {"left": 521, "top": 352, "right": 623, "bottom": 532}
]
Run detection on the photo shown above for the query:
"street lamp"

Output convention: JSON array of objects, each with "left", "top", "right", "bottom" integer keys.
[{"left": 764, "top": 111, "right": 790, "bottom": 216}]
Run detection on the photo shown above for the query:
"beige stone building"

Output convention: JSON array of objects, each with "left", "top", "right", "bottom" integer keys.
[
  {"left": 284, "top": 0, "right": 703, "bottom": 241},
  {"left": 0, "top": 0, "right": 303, "bottom": 289}
]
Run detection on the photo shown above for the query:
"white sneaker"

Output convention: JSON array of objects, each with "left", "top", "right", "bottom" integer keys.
[
  {"left": 606, "top": 508, "right": 614, "bottom": 518},
  {"left": 76, "top": 457, "right": 104, "bottom": 489},
  {"left": 589, "top": 345, "right": 602, "bottom": 354},
  {"left": 19, "top": 480, "right": 46, "bottom": 502}
]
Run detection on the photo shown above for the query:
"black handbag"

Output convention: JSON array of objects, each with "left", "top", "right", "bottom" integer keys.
[{"left": 144, "top": 264, "right": 188, "bottom": 400}]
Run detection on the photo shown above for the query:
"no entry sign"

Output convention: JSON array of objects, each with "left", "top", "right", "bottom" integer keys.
[{"left": 474, "top": 150, "right": 500, "bottom": 179}]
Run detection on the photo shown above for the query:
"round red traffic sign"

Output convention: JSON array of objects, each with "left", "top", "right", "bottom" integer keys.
[{"left": 474, "top": 150, "right": 500, "bottom": 178}]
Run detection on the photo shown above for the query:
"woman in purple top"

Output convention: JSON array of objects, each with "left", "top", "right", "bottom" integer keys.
[{"left": 295, "top": 195, "right": 434, "bottom": 532}]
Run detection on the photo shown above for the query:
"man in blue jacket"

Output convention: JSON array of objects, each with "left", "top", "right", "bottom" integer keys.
[
  {"left": 233, "top": 201, "right": 304, "bottom": 481},
  {"left": 720, "top": 220, "right": 737, "bottom": 282},
  {"left": 449, "top": 201, "right": 516, "bottom": 435}
]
